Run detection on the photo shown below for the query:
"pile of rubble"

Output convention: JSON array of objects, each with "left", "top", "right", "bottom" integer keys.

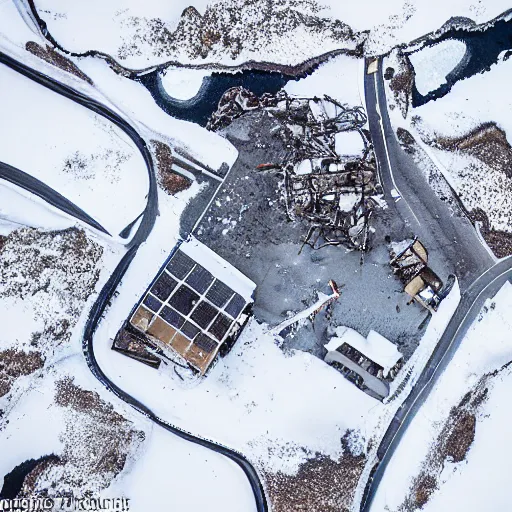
[
  {"left": 389, "top": 238, "right": 444, "bottom": 312},
  {"left": 209, "top": 88, "right": 382, "bottom": 252}
]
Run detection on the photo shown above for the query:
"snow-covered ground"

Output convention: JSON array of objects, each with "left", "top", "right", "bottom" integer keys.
[
  {"left": 384, "top": 51, "right": 512, "bottom": 236},
  {"left": 160, "top": 67, "right": 211, "bottom": 100},
  {"left": 31, "top": 0, "right": 511, "bottom": 68},
  {"left": 414, "top": 55, "right": 512, "bottom": 145},
  {"left": 284, "top": 55, "right": 363, "bottom": 108},
  {"left": 408, "top": 40, "right": 467, "bottom": 96},
  {"left": 0, "top": 0, "right": 238, "bottom": 175},
  {"left": 370, "top": 281, "right": 512, "bottom": 512},
  {"left": 0, "top": 184, "right": 75, "bottom": 235},
  {"left": 77, "top": 58, "right": 238, "bottom": 172},
  {"left": 88, "top": 171, "right": 461, "bottom": 509},
  {"left": 324, "top": 0, "right": 509, "bottom": 55},
  {"left": 108, "top": 420, "right": 257, "bottom": 512},
  {"left": 34, "top": 0, "right": 360, "bottom": 69},
  {"left": 0, "top": 63, "right": 148, "bottom": 237}
]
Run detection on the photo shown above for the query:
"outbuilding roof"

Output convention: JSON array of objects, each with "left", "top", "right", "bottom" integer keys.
[{"left": 325, "top": 326, "right": 402, "bottom": 377}]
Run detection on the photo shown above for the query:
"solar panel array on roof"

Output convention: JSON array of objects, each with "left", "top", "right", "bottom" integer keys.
[
  {"left": 206, "top": 279, "right": 234, "bottom": 307},
  {"left": 185, "top": 265, "right": 214, "bottom": 294},
  {"left": 181, "top": 321, "right": 200, "bottom": 340},
  {"left": 130, "top": 245, "right": 254, "bottom": 375},
  {"left": 160, "top": 305, "right": 185, "bottom": 329},
  {"left": 151, "top": 272, "right": 177, "bottom": 301},
  {"left": 169, "top": 285, "right": 199, "bottom": 315},
  {"left": 166, "top": 250, "right": 195, "bottom": 280},
  {"left": 143, "top": 294, "right": 162, "bottom": 313},
  {"left": 209, "top": 313, "right": 232, "bottom": 341},
  {"left": 194, "top": 334, "right": 218, "bottom": 354},
  {"left": 190, "top": 300, "right": 218, "bottom": 329},
  {"left": 225, "top": 293, "right": 245, "bottom": 318}
]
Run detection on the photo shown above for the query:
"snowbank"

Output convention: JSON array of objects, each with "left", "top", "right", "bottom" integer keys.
[
  {"left": 77, "top": 58, "right": 238, "bottom": 171},
  {"left": 409, "top": 40, "right": 467, "bottom": 96},
  {"left": 34, "top": 0, "right": 360, "bottom": 68},
  {"left": 335, "top": 131, "right": 365, "bottom": 156},
  {"left": 0, "top": 183, "right": 75, "bottom": 234},
  {"left": 414, "top": 55, "right": 512, "bottom": 144},
  {"left": 160, "top": 68, "right": 211, "bottom": 100},
  {"left": 284, "top": 54, "right": 362, "bottom": 107},
  {"left": 384, "top": 51, "right": 512, "bottom": 234},
  {"left": 108, "top": 422, "right": 257, "bottom": 512}
]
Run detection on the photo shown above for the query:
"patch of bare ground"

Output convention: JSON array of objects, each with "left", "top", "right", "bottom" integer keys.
[
  {"left": 0, "top": 228, "right": 103, "bottom": 355},
  {"left": 425, "top": 123, "right": 512, "bottom": 257},
  {"left": 387, "top": 52, "right": 415, "bottom": 118},
  {"left": 19, "top": 377, "right": 145, "bottom": 496},
  {"left": 118, "top": 0, "right": 360, "bottom": 63},
  {"left": 470, "top": 208, "right": 512, "bottom": 258},
  {"left": 25, "top": 42, "right": 93, "bottom": 85},
  {"left": 434, "top": 123, "right": 512, "bottom": 178},
  {"left": 0, "top": 349, "right": 44, "bottom": 398},
  {"left": 150, "top": 140, "right": 192, "bottom": 195},
  {"left": 398, "top": 367, "right": 507, "bottom": 512},
  {"left": 262, "top": 433, "right": 365, "bottom": 512}
]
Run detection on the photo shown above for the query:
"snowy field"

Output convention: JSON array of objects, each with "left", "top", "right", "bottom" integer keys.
[
  {"left": 414, "top": 55, "right": 512, "bottom": 145},
  {"left": 284, "top": 55, "right": 363, "bottom": 108},
  {"left": 370, "top": 282, "right": 512, "bottom": 512},
  {"left": 32, "top": 0, "right": 510, "bottom": 67},
  {"left": 0, "top": 63, "right": 148, "bottom": 237},
  {"left": 88, "top": 170, "right": 461, "bottom": 509},
  {"left": 34, "top": 0, "right": 361, "bottom": 68},
  {"left": 322, "top": 0, "right": 509, "bottom": 55}
]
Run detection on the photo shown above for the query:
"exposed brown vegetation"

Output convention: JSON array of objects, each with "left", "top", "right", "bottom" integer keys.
[
  {"left": 263, "top": 433, "right": 365, "bottom": 512},
  {"left": 470, "top": 208, "right": 512, "bottom": 258},
  {"left": 26, "top": 42, "right": 93, "bottom": 85},
  {"left": 0, "top": 228, "right": 102, "bottom": 312},
  {"left": 20, "top": 377, "right": 145, "bottom": 496},
  {"left": 435, "top": 123, "right": 512, "bottom": 178},
  {"left": 21, "top": 456, "right": 63, "bottom": 497},
  {"left": 0, "top": 349, "right": 45, "bottom": 397},
  {"left": 150, "top": 140, "right": 192, "bottom": 195},
  {"left": 0, "top": 228, "right": 103, "bottom": 360},
  {"left": 396, "top": 127, "right": 416, "bottom": 154},
  {"left": 412, "top": 472, "right": 437, "bottom": 509},
  {"left": 399, "top": 372, "right": 496, "bottom": 511},
  {"left": 388, "top": 52, "right": 415, "bottom": 118},
  {"left": 118, "top": 0, "right": 358, "bottom": 62}
]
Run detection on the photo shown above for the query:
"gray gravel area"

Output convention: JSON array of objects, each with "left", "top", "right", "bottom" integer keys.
[{"left": 183, "top": 111, "right": 430, "bottom": 361}]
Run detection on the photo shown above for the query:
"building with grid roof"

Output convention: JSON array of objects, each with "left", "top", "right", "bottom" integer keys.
[{"left": 128, "top": 236, "right": 256, "bottom": 375}]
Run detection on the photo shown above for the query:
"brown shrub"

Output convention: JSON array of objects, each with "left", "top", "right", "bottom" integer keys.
[
  {"left": 150, "top": 140, "right": 192, "bottom": 195},
  {"left": 263, "top": 433, "right": 366, "bottom": 512},
  {"left": 0, "top": 349, "right": 44, "bottom": 397},
  {"left": 26, "top": 42, "right": 93, "bottom": 85}
]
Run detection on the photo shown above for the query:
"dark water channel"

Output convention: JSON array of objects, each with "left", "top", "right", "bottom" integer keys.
[
  {"left": 410, "top": 11, "right": 512, "bottom": 106},
  {"left": 0, "top": 455, "right": 58, "bottom": 499},
  {"left": 137, "top": 68, "right": 298, "bottom": 127}
]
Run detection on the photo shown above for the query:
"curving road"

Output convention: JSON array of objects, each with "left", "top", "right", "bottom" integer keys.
[
  {"left": 364, "top": 58, "right": 493, "bottom": 290},
  {"left": 0, "top": 50, "right": 158, "bottom": 246},
  {"left": 0, "top": 51, "right": 268, "bottom": 512},
  {"left": 0, "top": 160, "right": 110, "bottom": 236},
  {"left": 359, "top": 58, "right": 512, "bottom": 511}
]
